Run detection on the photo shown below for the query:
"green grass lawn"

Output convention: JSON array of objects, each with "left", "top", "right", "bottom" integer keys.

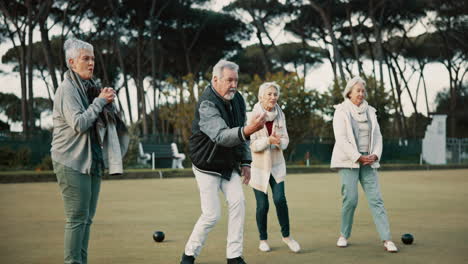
[{"left": 1, "top": 169, "right": 467, "bottom": 264}]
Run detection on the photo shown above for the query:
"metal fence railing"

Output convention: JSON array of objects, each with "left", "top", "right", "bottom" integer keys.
[
  {"left": 290, "top": 138, "right": 424, "bottom": 165},
  {"left": 447, "top": 138, "right": 468, "bottom": 164},
  {"left": 0, "top": 131, "right": 52, "bottom": 167},
  {"left": 1, "top": 131, "right": 467, "bottom": 169}
]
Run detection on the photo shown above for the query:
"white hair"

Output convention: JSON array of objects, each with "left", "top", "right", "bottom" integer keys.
[
  {"left": 258, "top": 81, "right": 280, "bottom": 100},
  {"left": 212, "top": 59, "right": 239, "bottom": 83},
  {"left": 64, "top": 38, "right": 93, "bottom": 68},
  {"left": 343, "top": 76, "right": 366, "bottom": 99}
]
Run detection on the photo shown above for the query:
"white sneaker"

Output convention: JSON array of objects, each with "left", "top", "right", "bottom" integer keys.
[
  {"left": 336, "top": 236, "right": 348, "bottom": 247},
  {"left": 384, "top": 241, "right": 398, "bottom": 253},
  {"left": 259, "top": 241, "right": 271, "bottom": 252},
  {"left": 282, "top": 237, "right": 301, "bottom": 253}
]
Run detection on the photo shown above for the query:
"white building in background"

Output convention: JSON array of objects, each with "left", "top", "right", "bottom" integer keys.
[{"left": 422, "top": 115, "right": 447, "bottom": 164}]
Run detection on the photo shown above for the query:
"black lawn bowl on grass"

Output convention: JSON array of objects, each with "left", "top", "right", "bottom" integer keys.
[
  {"left": 153, "top": 231, "right": 165, "bottom": 242},
  {"left": 401, "top": 233, "right": 414, "bottom": 245}
]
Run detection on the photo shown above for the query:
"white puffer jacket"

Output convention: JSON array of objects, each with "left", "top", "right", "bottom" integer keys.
[{"left": 330, "top": 102, "right": 382, "bottom": 169}]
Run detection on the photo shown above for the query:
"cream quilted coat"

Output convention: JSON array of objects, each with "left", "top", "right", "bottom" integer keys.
[{"left": 247, "top": 105, "right": 289, "bottom": 194}]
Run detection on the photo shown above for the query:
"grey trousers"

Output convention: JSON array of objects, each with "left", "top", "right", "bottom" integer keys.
[{"left": 54, "top": 161, "right": 102, "bottom": 264}]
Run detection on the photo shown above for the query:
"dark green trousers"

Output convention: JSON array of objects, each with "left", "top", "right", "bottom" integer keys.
[{"left": 253, "top": 176, "right": 290, "bottom": 240}]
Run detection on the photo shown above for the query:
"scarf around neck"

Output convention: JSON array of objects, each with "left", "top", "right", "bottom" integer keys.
[
  {"left": 67, "top": 70, "right": 117, "bottom": 126},
  {"left": 344, "top": 98, "right": 369, "bottom": 122},
  {"left": 253, "top": 102, "right": 284, "bottom": 124}
]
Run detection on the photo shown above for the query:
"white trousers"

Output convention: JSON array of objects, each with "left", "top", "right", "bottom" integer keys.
[{"left": 184, "top": 167, "right": 245, "bottom": 258}]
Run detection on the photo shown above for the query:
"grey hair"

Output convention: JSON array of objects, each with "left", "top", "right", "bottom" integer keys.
[
  {"left": 343, "top": 76, "right": 366, "bottom": 99},
  {"left": 64, "top": 38, "right": 93, "bottom": 68},
  {"left": 258, "top": 81, "right": 280, "bottom": 100},
  {"left": 212, "top": 59, "right": 239, "bottom": 83}
]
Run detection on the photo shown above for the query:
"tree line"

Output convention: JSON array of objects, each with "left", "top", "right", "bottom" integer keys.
[{"left": 1, "top": 0, "right": 467, "bottom": 148}]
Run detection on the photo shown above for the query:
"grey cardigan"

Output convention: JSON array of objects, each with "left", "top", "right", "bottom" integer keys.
[{"left": 51, "top": 71, "right": 129, "bottom": 174}]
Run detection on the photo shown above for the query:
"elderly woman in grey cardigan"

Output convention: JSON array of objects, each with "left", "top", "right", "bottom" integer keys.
[
  {"left": 331, "top": 76, "right": 398, "bottom": 252},
  {"left": 248, "top": 82, "right": 301, "bottom": 253},
  {"left": 51, "top": 38, "right": 128, "bottom": 264}
]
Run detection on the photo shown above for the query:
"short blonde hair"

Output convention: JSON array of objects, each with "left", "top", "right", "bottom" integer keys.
[
  {"left": 343, "top": 76, "right": 366, "bottom": 99},
  {"left": 258, "top": 81, "right": 280, "bottom": 100}
]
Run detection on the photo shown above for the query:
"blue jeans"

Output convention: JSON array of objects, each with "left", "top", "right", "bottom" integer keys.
[
  {"left": 339, "top": 165, "right": 391, "bottom": 241},
  {"left": 54, "top": 161, "right": 102, "bottom": 264},
  {"left": 253, "top": 176, "right": 290, "bottom": 240}
]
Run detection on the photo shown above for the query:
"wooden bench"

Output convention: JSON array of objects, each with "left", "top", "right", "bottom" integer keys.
[{"left": 138, "top": 142, "right": 185, "bottom": 169}]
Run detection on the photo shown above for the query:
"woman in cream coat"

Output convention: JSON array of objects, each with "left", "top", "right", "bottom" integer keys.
[
  {"left": 248, "top": 82, "right": 300, "bottom": 253},
  {"left": 331, "top": 76, "right": 398, "bottom": 252}
]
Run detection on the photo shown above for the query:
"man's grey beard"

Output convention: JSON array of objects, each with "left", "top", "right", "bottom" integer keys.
[{"left": 223, "top": 90, "right": 236, "bottom": 100}]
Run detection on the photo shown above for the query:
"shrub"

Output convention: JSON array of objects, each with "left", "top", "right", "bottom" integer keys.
[
  {"left": 0, "top": 146, "right": 31, "bottom": 169},
  {"left": 36, "top": 155, "right": 53, "bottom": 171}
]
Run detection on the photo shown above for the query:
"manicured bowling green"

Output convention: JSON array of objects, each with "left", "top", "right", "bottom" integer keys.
[{"left": 1, "top": 169, "right": 467, "bottom": 264}]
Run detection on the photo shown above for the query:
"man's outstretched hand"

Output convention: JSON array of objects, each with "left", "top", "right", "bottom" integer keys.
[{"left": 244, "top": 112, "right": 266, "bottom": 137}]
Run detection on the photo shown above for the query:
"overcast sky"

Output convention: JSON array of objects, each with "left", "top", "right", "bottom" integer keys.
[{"left": 0, "top": 0, "right": 455, "bottom": 131}]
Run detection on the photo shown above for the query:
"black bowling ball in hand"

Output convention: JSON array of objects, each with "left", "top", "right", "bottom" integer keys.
[
  {"left": 401, "top": 233, "right": 414, "bottom": 245},
  {"left": 153, "top": 231, "right": 165, "bottom": 242}
]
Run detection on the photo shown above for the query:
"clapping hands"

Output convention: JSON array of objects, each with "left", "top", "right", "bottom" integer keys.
[
  {"left": 269, "top": 131, "right": 281, "bottom": 147},
  {"left": 98, "top": 87, "right": 116, "bottom": 104}
]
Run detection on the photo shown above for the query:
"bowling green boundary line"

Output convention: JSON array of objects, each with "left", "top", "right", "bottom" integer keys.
[{"left": 1, "top": 164, "right": 467, "bottom": 183}]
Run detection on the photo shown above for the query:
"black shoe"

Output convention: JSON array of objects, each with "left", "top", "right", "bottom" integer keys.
[
  {"left": 180, "top": 253, "right": 195, "bottom": 264},
  {"left": 227, "top": 256, "right": 247, "bottom": 264}
]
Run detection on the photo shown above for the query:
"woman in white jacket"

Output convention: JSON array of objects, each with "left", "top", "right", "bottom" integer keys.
[
  {"left": 248, "top": 82, "right": 300, "bottom": 253},
  {"left": 331, "top": 76, "right": 398, "bottom": 252}
]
